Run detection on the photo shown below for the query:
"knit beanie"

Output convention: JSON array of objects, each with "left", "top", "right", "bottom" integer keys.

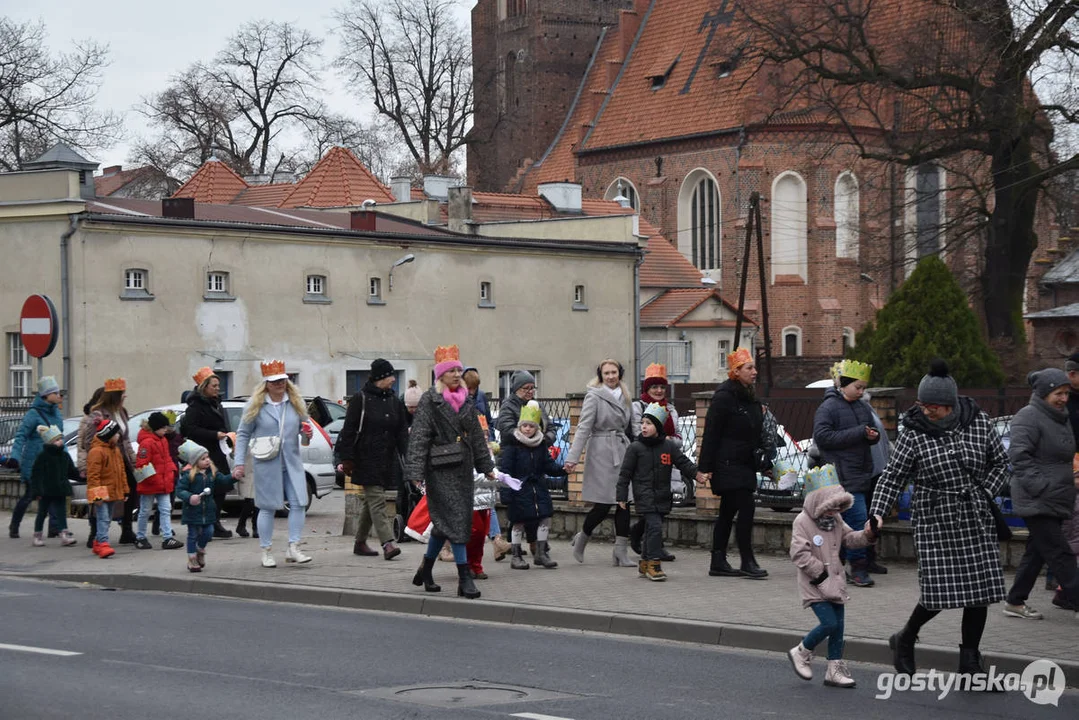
[
  {"left": 511, "top": 370, "right": 537, "bottom": 393},
  {"left": 370, "top": 358, "right": 395, "bottom": 382},
  {"left": 518, "top": 400, "right": 542, "bottom": 428},
  {"left": 1027, "top": 368, "right": 1069, "bottom": 399},
  {"left": 147, "top": 412, "right": 170, "bottom": 432},
  {"left": 95, "top": 419, "right": 120, "bottom": 441},
  {"left": 37, "top": 424, "right": 63, "bottom": 444},
  {"left": 1066, "top": 353, "right": 1079, "bottom": 373},
  {"left": 917, "top": 359, "right": 958, "bottom": 406},
  {"left": 403, "top": 380, "right": 423, "bottom": 407},
  {"left": 177, "top": 440, "right": 208, "bottom": 466},
  {"left": 37, "top": 376, "right": 60, "bottom": 397}
]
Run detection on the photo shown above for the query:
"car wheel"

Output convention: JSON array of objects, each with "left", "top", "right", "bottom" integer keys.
[{"left": 278, "top": 478, "right": 316, "bottom": 516}]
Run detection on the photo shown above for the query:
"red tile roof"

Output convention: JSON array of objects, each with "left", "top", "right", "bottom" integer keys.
[
  {"left": 638, "top": 217, "right": 707, "bottom": 288},
  {"left": 172, "top": 159, "right": 249, "bottom": 204},
  {"left": 95, "top": 166, "right": 156, "bottom": 197},
  {"left": 279, "top": 146, "right": 394, "bottom": 208},
  {"left": 231, "top": 184, "right": 295, "bottom": 207},
  {"left": 437, "top": 191, "right": 636, "bottom": 224},
  {"left": 640, "top": 288, "right": 753, "bottom": 327}
]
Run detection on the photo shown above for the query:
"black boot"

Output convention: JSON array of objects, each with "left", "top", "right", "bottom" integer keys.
[
  {"left": 958, "top": 645, "right": 985, "bottom": 675},
  {"left": 739, "top": 558, "right": 769, "bottom": 579},
  {"left": 235, "top": 499, "right": 251, "bottom": 538},
  {"left": 151, "top": 510, "right": 161, "bottom": 537},
  {"left": 534, "top": 540, "right": 558, "bottom": 569},
  {"left": 411, "top": 556, "right": 440, "bottom": 592},
  {"left": 709, "top": 552, "right": 740, "bottom": 577},
  {"left": 213, "top": 521, "right": 233, "bottom": 539},
  {"left": 630, "top": 519, "right": 644, "bottom": 556},
  {"left": 118, "top": 521, "right": 136, "bottom": 545},
  {"left": 86, "top": 515, "right": 97, "bottom": 548},
  {"left": 889, "top": 626, "right": 918, "bottom": 675},
  {"left": 456, "top": 563, "right": 481, "bottom": 599}
]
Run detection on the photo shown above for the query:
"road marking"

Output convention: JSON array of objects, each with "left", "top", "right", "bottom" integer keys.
[
  {"left": 510, "top": 714, "right": 576, "bottom": 720},
  {"left": 0, "top": 643, "right": 81, "bottom": 657}
]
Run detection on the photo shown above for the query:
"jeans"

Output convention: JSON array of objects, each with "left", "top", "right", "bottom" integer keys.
[
  {"left": 94, "top": 501, "right": 118, "bottom": 543},
  {"left": 803, "top": 601, "right": 846, "bottom": 660},
  {"left": 257, "top": 471, "right": 306, "bottom": 549},
  {"left": 467, "top": 510, "right": 491, "bottom": 573},
  {"left": 488, "top": 510, "right": 501, "bottom": 538},
  {"left": 426, "top": 535, "right": 466, "bottom": 563},
  {"left": 841, "top": 492, "right": 868, "bottom": 564},
  {"left": 641, "top": 512, "right": 664, "bottom": 560},
  {"left": 1006, "top": 515, "right": 1079, "bottom": 607},
  {"left": 11, "top": 481, "right": 62, "bottom": 533},
  {"left": 34, "top": 497, "right": 68, "bottom": 533},
  {"left": 356, "top": 486, "right": 393, "bottom": 545},
  {"left": 137, "top": 494, "right": 174, "bottom": 540},
  {"left": 186, "top": 523, "right": 214, "bottom": 554}
]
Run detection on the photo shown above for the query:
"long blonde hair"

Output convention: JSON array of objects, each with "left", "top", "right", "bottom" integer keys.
[{"left": 242, "top": 379, "right": 308, "bottom": 423}]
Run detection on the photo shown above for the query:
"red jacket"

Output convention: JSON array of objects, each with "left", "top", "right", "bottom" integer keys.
[{"left": 135, "top": 428, "right": 176, "bottom": 494}]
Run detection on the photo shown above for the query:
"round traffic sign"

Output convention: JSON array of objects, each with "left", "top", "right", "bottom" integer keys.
[{"left": 19, "top": 294, "right": 58, "bottom": 359}]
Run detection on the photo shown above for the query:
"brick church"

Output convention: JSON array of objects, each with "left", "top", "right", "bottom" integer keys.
[{"left": 467, "top": 0, "right": 1064, "bottom": 376}]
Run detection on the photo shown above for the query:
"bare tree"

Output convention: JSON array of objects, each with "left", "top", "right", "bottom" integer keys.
[
  {"left": 737, "top": 0, "right": 1079, "bottom": 345},
  {"left": 0, "top": 18, "right": 122, "bottom": 171},
  {"left": 336, "top": 0, "right": 473, "bottom": 174},
  {"left": 291, "top": 113, "right": 409, "bottom": 179}
]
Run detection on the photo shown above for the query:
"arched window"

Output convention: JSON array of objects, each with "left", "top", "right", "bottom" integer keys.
[
  {"left": 677, "top": 169, "right": 721, "bottom": 271},
  {"left": 781, "top": 326, "right": 802, "bottom": 357},
  {"left": 604, "top": 178, "right": 639, "bottom": 211},
  {"left": 835, "top": 172, "right": 859, "bottom": 260},
  {"left": 842, "top": 327, "right": 856, "bottom": 355},
  {"left": 771, "top": 171, "right": 807, "bottom": 282}
]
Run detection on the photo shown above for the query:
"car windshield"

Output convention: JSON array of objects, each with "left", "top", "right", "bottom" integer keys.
[{"left": 324, "top": 402, "right": 347, "bottom": 422}]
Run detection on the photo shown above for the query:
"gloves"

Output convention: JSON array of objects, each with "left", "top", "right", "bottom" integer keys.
[
  {"left": 4, "top": 458, "right": 18, "bottom": 470},
  {"left": 809, "top": 570, "right": 829, "bottom": 586}
]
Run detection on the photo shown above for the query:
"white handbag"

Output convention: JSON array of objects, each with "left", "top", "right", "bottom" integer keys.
[{"left": 248, "top": 405, "right": 285, "bottom": 461}]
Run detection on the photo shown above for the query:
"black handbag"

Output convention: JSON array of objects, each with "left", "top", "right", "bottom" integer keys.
[{"left": 429, "top": 440, "right": 465, "bottom": 468}]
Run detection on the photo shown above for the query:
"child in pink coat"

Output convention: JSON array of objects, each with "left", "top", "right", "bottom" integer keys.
[{"left": 788, "top": 470, "right": 876, "bottom": 688}]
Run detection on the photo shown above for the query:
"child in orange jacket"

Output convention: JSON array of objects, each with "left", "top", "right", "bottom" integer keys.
[{"left": 86, "top": 419, "right": 128, "bottom": 558}]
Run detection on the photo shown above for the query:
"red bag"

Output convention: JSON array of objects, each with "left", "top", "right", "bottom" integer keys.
[{"left": 405, "top": 494, "right": 433, "bottom": 543}]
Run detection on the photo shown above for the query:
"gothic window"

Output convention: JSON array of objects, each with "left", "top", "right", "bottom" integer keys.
[
  {"left": 771, "top": 171, "right": 808, "bottom": 282},
  {"left": 915, "top": 163, "right": 943, "bottom": 258},
  {"left": 677, "top": 169, "right": 721, "bottom": 271}
]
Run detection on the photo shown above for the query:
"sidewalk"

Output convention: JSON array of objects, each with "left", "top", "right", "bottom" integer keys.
[{"left": 2, "top": 498, "right": 1076, "bottom": 682}]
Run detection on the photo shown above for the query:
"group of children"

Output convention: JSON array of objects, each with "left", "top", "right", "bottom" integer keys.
[{"left": 27, "top": 413, "right": 234, "bottom": 573}]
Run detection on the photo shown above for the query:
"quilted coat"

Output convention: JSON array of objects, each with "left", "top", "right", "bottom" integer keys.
[
  {"left": 790, "top": 484, "right": 873, "bottom": 608},
  {"left": 617, "top": 435, "right": 697, "bottom": 514},
  {"left": 176, "top": 468, "right": 235, "bottom": 525},
  {"left": 134, "top": 427, "right": 177, "bottom": 495},
  {"left": 29, "top": 444, "right": 76, "bottom": 498},
  {"left": 813, "top": 387, "right": 880, "bottom": 494},
  {"left": 697, "top": 379, "right": 767, "bottom": 492},
  {"left": 498, "top": 441, "right": 567, "bottom": 522},
  {"left": 565, "top": 382, "right": 633, "bottom": 504},
  {"left": 86, "top": 437, "right": 129, "bottom": 503},
  {"left": 11, "top": 397, "right": 64, "bottom": 483},
  {"left": 1007, "top": 394, "right": 1077, "bottom": 519},
  {"left": 181, "top": 392, "right": 231, "bottom": 472},
  {"left": 869, "top": 398, "right": 1009, "bottom": 610},
  {"left": 335, "top": 382, "right": 409, "bottom": 487}
]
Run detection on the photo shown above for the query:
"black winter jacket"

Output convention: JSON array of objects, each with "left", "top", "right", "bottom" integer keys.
[
  {"left": 697, "top": 379, "right": 766, "bottom": 491},
  {"left": 495, "top": 394, "right": 556, "bottom": 447},
  {"left": 181, "top": 393, "right": 230, "bottom": 472},
  {"left": 617, "top": 435, "right": 697, "bottom": 514},
  {"left": 336, "top": 382, "right": 410, "bottom": 487},
  {"left": 812, "top": 387, "right": 880, "bottom": 494},
  {"left": 497, "top": 441, "right": 566, "bottom": 523}
]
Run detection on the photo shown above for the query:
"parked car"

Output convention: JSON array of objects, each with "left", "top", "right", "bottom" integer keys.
[
  {"left": 0, "top": 413, "right": 23, "bottom": 462},
  {"left": 305, "top": 396, "right": 348, "bottom": 445}
]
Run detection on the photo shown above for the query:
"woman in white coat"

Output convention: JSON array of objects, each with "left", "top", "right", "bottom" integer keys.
[
  {"left": 233, "top": 360, "right": 314, "bottom": 568},
  {"left": 565, "top": 359, "right": 636, "bottom": 566}
]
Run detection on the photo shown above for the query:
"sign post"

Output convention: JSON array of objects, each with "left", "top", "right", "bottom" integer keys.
[{"left": 19, "top": 294, "right": 59, "bottom": 382}]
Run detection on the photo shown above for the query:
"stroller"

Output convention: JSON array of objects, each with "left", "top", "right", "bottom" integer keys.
[{"left": 393, "top": 455, "right": 424, "bottom": 542}]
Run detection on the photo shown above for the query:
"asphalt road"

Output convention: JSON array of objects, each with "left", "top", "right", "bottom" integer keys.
[{"left": 0, "top": 576, "right": 1074, "bottom": 720}]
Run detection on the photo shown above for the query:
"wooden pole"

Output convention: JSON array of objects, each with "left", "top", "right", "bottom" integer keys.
[
  {"left": 753, "top": 195, "right": 774, "bottom": 390},
  {"left": 733, "top": 192, "right": 757, "bottom": 344}
]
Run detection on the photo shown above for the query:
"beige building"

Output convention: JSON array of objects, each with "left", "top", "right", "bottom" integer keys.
[{"left": 0, "top": 148, "right": 642, "bottom": 412}]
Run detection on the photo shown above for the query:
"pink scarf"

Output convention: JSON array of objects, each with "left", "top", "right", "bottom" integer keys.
[{"left": 442, "top": 384, "right": 468, "bottom": 412}]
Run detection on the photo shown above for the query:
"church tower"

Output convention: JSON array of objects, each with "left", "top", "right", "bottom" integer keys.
[{"left": 468, "top": 0, "right": 634, "bottom": 192}]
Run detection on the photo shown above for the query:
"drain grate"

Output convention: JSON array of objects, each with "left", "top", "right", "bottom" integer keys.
[{"left": 356, "top": 681, "right": 580, "bottom": 708}]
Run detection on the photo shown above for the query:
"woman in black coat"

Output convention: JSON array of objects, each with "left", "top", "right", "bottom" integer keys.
[
  {"left": 697, "top": 348, "right": 772, "bottom": 579},
  {"left": 181, "top": 368, "right": 235, "bottom": 538},
  {"left": 337, "top": 359, "right": 410, "bottom": 559}
]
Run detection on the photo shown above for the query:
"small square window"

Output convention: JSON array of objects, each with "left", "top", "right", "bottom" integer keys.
[
  {"left": 367, "top": 277, "right": 384, "bottom": 305},
  {"left": 207, "top": 272, "right": 228, "bottom": 293},
  {"left": 125, "top": 269, "right": 145, "bottom": 290},
  {"left": 306, "top": 275, "right": 324, "bottom": 295}
]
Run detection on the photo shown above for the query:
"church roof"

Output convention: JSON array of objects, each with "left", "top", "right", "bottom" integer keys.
[
  {"left": 172, "top": 159, "right": 249, "bottom": 204},
  {"left": 1040, "top": 249, "right": 1079, "bottom": 285},
  {"left": 279, "top": 147, "right": 395, "bottom": 208}
]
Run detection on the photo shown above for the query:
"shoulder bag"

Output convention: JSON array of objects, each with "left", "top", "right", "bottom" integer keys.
[
  {"left": 248, "top": 404, "right": 285, "bottom": 461},
  {"left": 430, "top": 435, "right": 466, "bottom": 468}
]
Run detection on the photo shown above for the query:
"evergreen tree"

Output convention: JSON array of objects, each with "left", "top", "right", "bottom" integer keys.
[{"left": 850, "top": 256, "right": 1004, "bottom": 387}]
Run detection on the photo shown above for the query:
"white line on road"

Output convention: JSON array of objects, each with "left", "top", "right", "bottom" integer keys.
[
  {"left": 510, "top": 714, "right": 576, "bottom": 720},
  {"left": 0, "top": 643, "right": 81, "bottom": 657}
]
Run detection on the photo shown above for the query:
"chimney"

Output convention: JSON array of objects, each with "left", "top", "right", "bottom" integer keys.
[
  {"left": 538, "top": 182, "right": 583, "bottom": 213},
  {"left": 391, "top": 176, "right": 412, "bottom": 202},
  {"left": 350, "top": 210, "right": 377, "bottom": 232},
  {"left": 162, "top": 197, "right": 195, "bottom": 219},
  {"left": 244, "top": 173, "right": 271, "bottom": 186},
  {"left": 102, "top": 165, "right": 122, "bottom": 176},
  {"left": 447, "top": 185, "right": 474, "bottom": 234},
  {"left": 423, "top": 175, "right": 454, "bottom": 200}
]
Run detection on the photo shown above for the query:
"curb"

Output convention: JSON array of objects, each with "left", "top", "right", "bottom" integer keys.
[{"left": 21, "top": 571, "right": 1079, "bottom": 685}]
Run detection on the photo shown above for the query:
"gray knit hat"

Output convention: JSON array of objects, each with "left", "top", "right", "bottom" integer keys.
[
  {"left": 510, "top": 370, "right": 537, "bottom": 393},
  {"left": 1027, "top": 368, "right": 1069, "bottom": 399},
  {"left": 917, "top": 359, "right": 958, "bottom": 406},
  {"left": 1066, "top": 353, "right": 1079, "bottom": 373}
]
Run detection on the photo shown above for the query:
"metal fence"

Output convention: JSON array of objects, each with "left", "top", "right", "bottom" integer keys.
[
  {"left": 489, "top": 397, "right": 573, "bottom": 499},
  {"left": 0, "top": 396, "right": 35, "bottom": 414}
]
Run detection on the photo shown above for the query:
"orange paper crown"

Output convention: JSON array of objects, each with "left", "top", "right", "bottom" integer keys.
[
  {"left": 260, "top": 359, "right": 287, "bottom": 378},
  {"left": 434, "top": 345, "right": 460, "bottom": 364},
  {"left": 104, "top": 377, "right": 126, "bottom": 392},
  {"left": 193, "top": 366, "right": 217, "bottom": 386},
  {"left": 644, "top": 363, "right": 668, "bottom": 381},
  {"left": 727, "top": 347, "right": 754, "bottom": 373}
]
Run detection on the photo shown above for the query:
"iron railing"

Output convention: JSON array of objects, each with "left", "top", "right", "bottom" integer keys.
[{"left": 640, "top": 341, "right": 692, "bottom": 381}]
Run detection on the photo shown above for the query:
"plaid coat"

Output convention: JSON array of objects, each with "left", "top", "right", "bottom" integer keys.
[{"left": 869, "top": 398, "right": 1009, "bottom": 610}]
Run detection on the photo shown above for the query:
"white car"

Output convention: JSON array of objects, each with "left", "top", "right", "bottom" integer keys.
[{"left": 66, "top": 402, "right": 336, "bottom": 511}]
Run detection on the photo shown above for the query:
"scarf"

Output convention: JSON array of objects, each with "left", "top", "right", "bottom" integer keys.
[
  {"left": 815, "top": 514, "right": 837, "bottom": 532},
  {"left": 639, "top": 392, "right": 677, "bottom": 437},
  {"left": 605, "top": 384, "right": 623, "bottom": 403},
  {"left": 513, "top": 428, "right": 544, "bottom": 447},
  {"left": 442, "top": 384, "right": 468, "bottom": 413}
]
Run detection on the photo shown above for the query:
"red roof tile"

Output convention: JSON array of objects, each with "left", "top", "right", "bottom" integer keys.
[
  {"left": 231, "top": 184, "right": 295, "bottom": 207},
  {"left": 639, "top": 218, "right": 707, "bottom": 288},
  {"left": 437, "top": 191, "right": 636, "bottom": 224},
  {"left": 279, "top": 146, "right": 394, "bottom": 208},
  {"left": 172, "top": 160, "right": 249, "bottom": 204},
  {"left": 640, "top": 288, "right": 754, "bottom": 327},
  {"left": 95, "top": 166, "right": 156, "bottom": 197}
]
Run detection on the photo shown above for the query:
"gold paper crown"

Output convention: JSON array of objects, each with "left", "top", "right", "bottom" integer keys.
[
  {"left": 192, "top": 366, "right": 216, "bottom": 386},
  {"left": 104, "top": 377, "right": 126, "bottom": 392},
  {"left": 727, "top": 347, "right": 753, "bottom": 369},
  {"left": 836, "top": 359, "right": 872, "bottom": 383},
  {"left": 829, "top": 362, "right": 842, "bottom": 380},
  {"left": 260, "top": 359, "right": 286, "bottom": 378},
  {"left": 434, "top": 345, "right": 460, "bottom": 364},
  {"left": 644, "top": 363, "right": 668, "bottom": 380}
]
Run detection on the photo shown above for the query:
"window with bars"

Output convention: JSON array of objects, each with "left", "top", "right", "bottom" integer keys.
[
  {"left": 691, "top": 176, "right": 720, "bottom": 270},
  {"left": 306, "top": 275, "right": 324, "bottom": 295},
  {"left": 207, "top": 272, "right": 228, "bottom": 293},
  {"left": 7, "top": 334, "right": 31, "bottom": 397}
]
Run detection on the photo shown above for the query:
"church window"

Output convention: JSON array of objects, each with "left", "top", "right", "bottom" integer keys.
[{"left": 771, "top": 171, "right": 808, "bottom": 283}]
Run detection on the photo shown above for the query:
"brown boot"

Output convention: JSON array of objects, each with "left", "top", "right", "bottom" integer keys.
[{"left": 644, "top": 559, "right": 667, "bottom": 582}]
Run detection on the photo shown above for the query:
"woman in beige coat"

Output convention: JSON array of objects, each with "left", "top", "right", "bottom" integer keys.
[{"left": 565, "top": 359, "right": 635, "bottom": 566}]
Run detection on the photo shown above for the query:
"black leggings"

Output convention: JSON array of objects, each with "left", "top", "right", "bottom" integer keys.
[
  {"left": 712, "top": 488, "right": 756, "bottom": 561},
  {"left": 582, "top": 503, "right": 631, "bottom": 537},
  {"left": 906, "top": 603, "right": 988, "bottom": 649}
]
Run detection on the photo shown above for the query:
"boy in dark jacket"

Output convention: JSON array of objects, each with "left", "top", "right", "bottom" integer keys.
[
  {"left": 29, "top": 425, "right": 78, "bottom": 547},
  {"left": 175, "top": 440, "right": 234, "bottom": 573},
  {"left": 618, "top": 403, "right": 697, "bottom": 581}
]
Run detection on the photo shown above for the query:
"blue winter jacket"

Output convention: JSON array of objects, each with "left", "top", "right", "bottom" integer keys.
[
  {"left": 12, "top": 397, "right": 64, "bottom": 483},
  {"left": 497, "top": 441, "right": 566, "bottom": 523},
  {"left": 812, "top": 387, "right": 880, "bottom": 494}
]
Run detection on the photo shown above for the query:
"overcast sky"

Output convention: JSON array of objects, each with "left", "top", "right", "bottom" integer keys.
[{"left": 8, "top": 0, "right": 475, "bottom": 169}]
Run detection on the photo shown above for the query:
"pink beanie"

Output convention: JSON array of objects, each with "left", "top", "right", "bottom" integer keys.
[{"left": 433, "top": 344, "right": 463, "bottom": 379}]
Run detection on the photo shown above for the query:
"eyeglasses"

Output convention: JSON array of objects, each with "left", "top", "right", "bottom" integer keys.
[
  {"left": 267, "top": 378, "right": 287, "bottom": 385},
  {"left": 520, "top": 385, "right": 536, "bottom": 392}
]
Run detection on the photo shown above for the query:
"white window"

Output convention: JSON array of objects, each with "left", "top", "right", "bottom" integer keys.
[
  {"left": 771, "top": 172, "right": 808, "bottom": 282},
  {"left": 7, "top": 334, "right": 31, "bottom": 397},
  {"left": 604, "top": 178, "right": 640, "bottom": 211},
  {"left": 718, "top": 339, "right": 730, "bottom": 369},
  {"left": 835, "top": 172, "right": 859, "bottom": 260},
  {"left": 369, "top": 277, "right": 382, "bottom": 300},
  {"left": 125, "top": 268, "right": 146, "bottom": 291},
  {"left": 781, "top": 326, "right": 802, "bottom": 357},
  {"left": 206, "top": 272, "right": 229, "bottom": 293},
  {"left": 678, "top": 170, "right": 721, "bottom": 271},
  {"left": 574, "top": 285, "right": 585, "bottom": 304},
  {"left": 480, "top": 281, "right": 492, "bottom": 301},
  {"left": 306, "top": 275, "right": 325, "bottom": 295},
  {"left": 842, "top": 327, "right": 856, "bottom": 355}
]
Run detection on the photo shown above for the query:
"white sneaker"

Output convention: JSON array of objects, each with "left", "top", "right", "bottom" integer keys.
[
  {"left": 32, "top": 532, "right": 45, "bottom": 547},
  {"left": 261, "top": 547, "right": 277, "bottom": 568},
  {"left": 285, "top": 542, "right": 311, "bottom": 564},
  {"left": 59, "top": 530, "right": 78, "bottom": 547}
]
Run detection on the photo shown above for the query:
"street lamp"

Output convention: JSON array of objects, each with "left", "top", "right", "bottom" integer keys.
[{"left": 389, "top": 253, "right": 415, "bottom": 291}]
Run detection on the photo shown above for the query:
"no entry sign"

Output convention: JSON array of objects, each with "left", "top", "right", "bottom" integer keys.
[{"left": 19, "top": 294, "right": 58, "bottom": 359}]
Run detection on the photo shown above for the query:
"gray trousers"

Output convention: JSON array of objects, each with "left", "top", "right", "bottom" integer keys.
[{"left": 355, "top": 487, "right": 394, "bottom": 545}]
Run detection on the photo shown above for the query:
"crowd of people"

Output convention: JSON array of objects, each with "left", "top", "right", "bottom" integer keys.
[{"left": 4, "top": 346, "right": 1077, "bottom": 690}]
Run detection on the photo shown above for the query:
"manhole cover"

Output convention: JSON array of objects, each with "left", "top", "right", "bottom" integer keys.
[{"left": 357, "top": 681, "right": 580, "bottom": 708}]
